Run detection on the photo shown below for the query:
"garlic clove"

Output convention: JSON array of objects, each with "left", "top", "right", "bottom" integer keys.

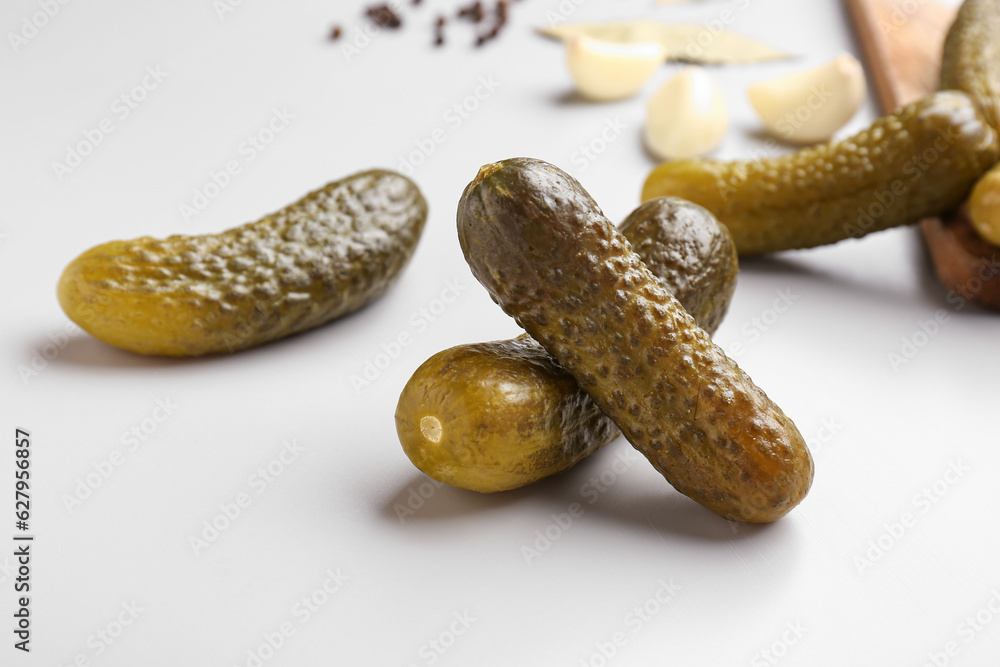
[
  {"left": 748, "top": 53, "right": 867, "bottom": 145},
  {"left": 566, "top": 34, "right": 666, "bottom": 102},
  {"left": 645, "top": 67, "right": 728, "bottom": 161}
]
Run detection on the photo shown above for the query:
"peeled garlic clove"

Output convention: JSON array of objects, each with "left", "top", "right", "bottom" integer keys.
[
  {"left": 645, "top": 67, "right": 728, "bottom": 160},
  {"left": 566, "top": 34, "right": 666, "bottom": 102},
  {"left": 748, "top": 53, "right": 867, "bottom": 145}
]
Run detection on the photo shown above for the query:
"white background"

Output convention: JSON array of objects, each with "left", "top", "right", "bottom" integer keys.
[{"left": 4, "top": 0, "right": 1000, "bottom": 665}]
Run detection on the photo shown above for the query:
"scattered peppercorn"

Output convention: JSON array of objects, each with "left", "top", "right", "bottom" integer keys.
[
  {"left": 434, "top": 15, "right": 447, "bottom": 46},
  {"left": 474, "top": 1, "right": 509, "bottom": 47},
  {"left": 330, "top": 0, "right": 519, "bottom": 49},
  {"left": 457, "top": 1, "right": 485, "bottom": 23},
  {"left": 366, "top": 4, "right": 402, "bottom": 29}
]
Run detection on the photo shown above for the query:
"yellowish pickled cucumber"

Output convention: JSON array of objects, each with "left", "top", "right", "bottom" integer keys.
[
  {"left": 397, "top": 336, "right": 619, "bottom": 493},
  {"left": 941, "top": 0, "right": 1000, "bottom": 134},
  {"left": 968, "top": 164, "right": 1000, "bottom": 245},
  {"left": 58, "top": 170, "right": 427, "bottom": 356},
  {"left": 642, "top": 92, "right": 1000, "bottom": 255},
  {"left": 396, "top": 198, "right": 738, "bottom": 493},
  {"left": 459, "top": 158, "right": 812, "bottom": 522}
]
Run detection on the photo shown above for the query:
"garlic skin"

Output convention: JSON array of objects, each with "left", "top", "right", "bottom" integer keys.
[
  {"left": 748, "top": 53, "right": 867, "bottom": 145},
  {"left": 645, "top": 67, "right": 728, "bottom": 160},
  {"left": 566, "top": 34, "right": 666, "bottom": 102}
]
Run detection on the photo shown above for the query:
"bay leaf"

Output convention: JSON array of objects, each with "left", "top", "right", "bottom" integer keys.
[{"left": 538, "top": 20, "right": 792, "bottom": 64}]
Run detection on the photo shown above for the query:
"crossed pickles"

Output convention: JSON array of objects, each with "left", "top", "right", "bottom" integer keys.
[
  {"left": 450, "top": 158, "right": 811, "bottom": 523},
  {"left": 58, "top": 170, "right": 427, "bottom": 356},
  {"left": 396, "top": 196, "right": 739, "bottom": 494}
]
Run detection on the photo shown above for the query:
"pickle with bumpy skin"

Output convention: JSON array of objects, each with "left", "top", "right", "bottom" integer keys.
[
  {"left": 459, "top": 158, "right": 812, "bottom": 522},
  {"left": 642, "top": 92, "right": 1000, "bottom": 255},
  {"left": 396, "top": 197, "right": 739, "bottom": 493},
  {"left": 941, "top": 0, "right": 1000, "bottom": 134},
  {"left": 623, "top": 198, "right": 738, "bottom": 335},
  {"left": 58, "top": 170, "right": 427, "bottom": 356}
]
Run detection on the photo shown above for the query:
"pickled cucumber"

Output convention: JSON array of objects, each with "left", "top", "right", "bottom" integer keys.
[
  {"left": 623, "top": 198, "right": 738, "bottom": 334},
  {"left": 642, "top": 92, "right": 1000, "bottom": 255},
  {"left": 396, "top": 198, "right": 739, "bottom": 493},
  {"left": 941, "top": 0, "right": 1000, "bottom": 134},
  {"left": 58, "top": 170, "right": 427, "bottom": 356},
  {"left": 459, "top": 158, "right": 812, "bottom": 522},
  {"left": 397, "top": 336, "right": 618, "bottom": 494}
]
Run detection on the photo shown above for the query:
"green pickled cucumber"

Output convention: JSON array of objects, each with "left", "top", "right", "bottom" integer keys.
[
  {"left": 396, "top": 197, "right": 739, "bottom": 493},
  {"left": 459, "top": 158, "right": 812, "bottom": 522},
  {"left": 941, "top": 0, "right": 1000, "bottom": 134},
  {"left": 642, "top": 92, "right": 1000, "bottom": 255},
  {"left": 58, "top": 170, "right": 427, "bottom": 356},
  {"left": 624, "top": 198, "right": 738, "bottom": 335}
]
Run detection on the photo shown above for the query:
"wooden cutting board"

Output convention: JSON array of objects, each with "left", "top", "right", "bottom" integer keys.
[{"left": 846, "top": 0, "right": 1000, "bottom": 310}]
